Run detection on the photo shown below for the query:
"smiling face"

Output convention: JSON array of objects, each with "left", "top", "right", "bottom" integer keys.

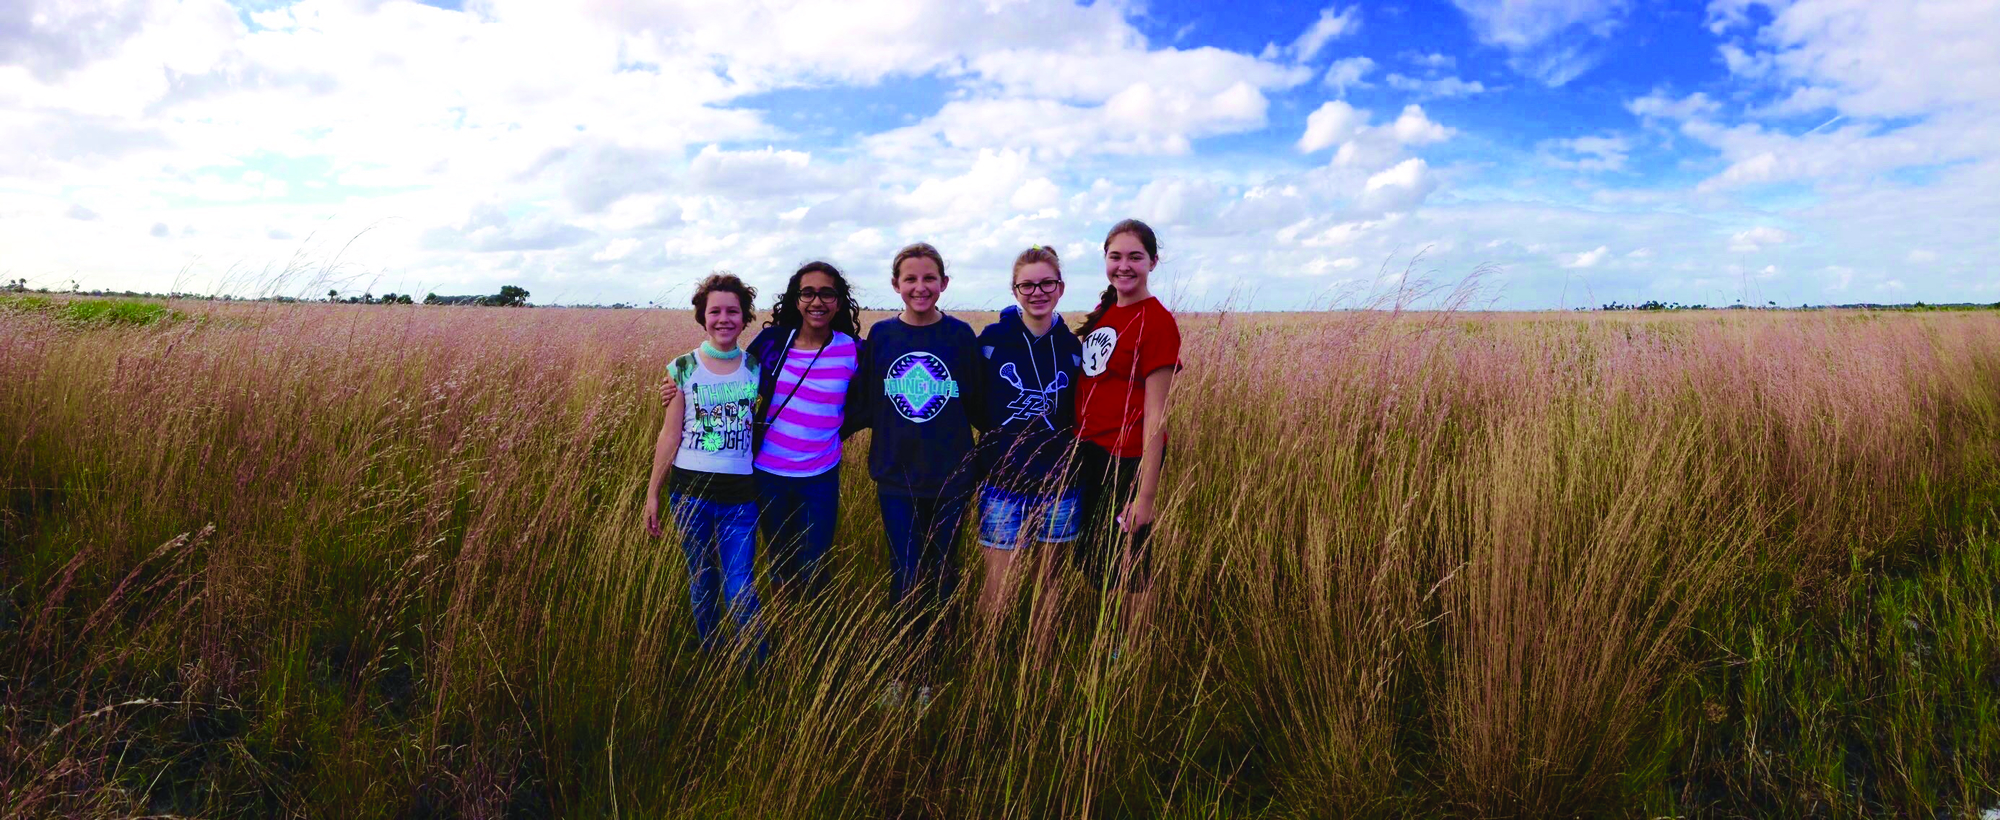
[
  {"left": 702, "top": 291, "right": 745, "bottom": 348},
  {"left": 795, "top": 270, "right": 838, "bottom": 333},
  {"left": 1012, "top": 260, "right": 1063, "bottom": 322},
  {"left": 1104, "top": 231, "right": 1154, "bottom": 301},
  {"left": 893, "top": 256, "right": 946, "bottom": 315}
]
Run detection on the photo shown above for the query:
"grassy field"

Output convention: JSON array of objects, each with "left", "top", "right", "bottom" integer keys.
[{"left": 3, "top": 298, "right": 1999, "bottom": 818}]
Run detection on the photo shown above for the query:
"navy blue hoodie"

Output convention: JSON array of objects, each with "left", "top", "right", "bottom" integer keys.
[
  {"left": 847, "top": 314, "right": 988, "bottom": 498},
  {"left": 974, "top": 306, "right": 1081, "bottom": 494}
]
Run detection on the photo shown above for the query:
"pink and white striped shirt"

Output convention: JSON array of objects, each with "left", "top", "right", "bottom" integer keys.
[{"left": 754, "top": 332, "right": 858, "bottom": 477}]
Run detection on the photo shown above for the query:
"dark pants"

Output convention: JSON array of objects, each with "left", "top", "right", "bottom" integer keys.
[
  {"left": 1075, "top": 441, "right": 1155, "bottom": 592},
  {"left": 756, "top": 468, "right": 841, "bottom": 599},
  {"left": 878, "top": 490, "right": 971, "bottom": 673}
]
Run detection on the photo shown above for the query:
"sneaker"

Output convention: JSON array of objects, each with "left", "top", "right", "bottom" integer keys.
[{"left": 876, "top": 680, "right": 906, "bottom": 710}]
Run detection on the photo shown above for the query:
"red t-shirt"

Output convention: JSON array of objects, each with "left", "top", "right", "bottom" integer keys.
[{"left": 1076, "top": 296, "right": 1181, "bottom": 458}]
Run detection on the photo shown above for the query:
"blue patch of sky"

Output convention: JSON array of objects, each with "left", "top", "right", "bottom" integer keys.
[
  {"left": 1734, "top": 182, "right": 1820, "bottom": 213},
  {"left": 1130, "top": 0, "right": 1328, "bottom": 55},
  {"left": 1882, "top": 160, "right": 1975, "bottom": 188}
]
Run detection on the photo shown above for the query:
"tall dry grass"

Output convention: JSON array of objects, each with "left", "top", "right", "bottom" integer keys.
[{"left": 3, "top": 300, "right": 1998, "bottom": 817}]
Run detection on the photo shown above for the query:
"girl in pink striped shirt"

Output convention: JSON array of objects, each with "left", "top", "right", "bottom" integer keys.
[{"left": 663, "top": 261, "right": 863, "bottom": 600}]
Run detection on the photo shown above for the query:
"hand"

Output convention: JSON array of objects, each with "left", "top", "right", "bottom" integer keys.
[
  {"left": 658, "top": 376, "right": 680, "bottom": 408},
  {"left": 1118, "top": 494, "right": 1155, "bottom": 532},
  {"left": 644, "top": 494, "right": 664, "bottom": 538}
]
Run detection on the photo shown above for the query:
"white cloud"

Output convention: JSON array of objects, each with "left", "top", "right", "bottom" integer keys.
[
  {"left": 3, "top": 0, "right": 1994, "bottom": 310},
  {"left": 1363, "top": 158, "right": 1437, "bottom": 212},
  {"left": 1449, "top": 0, "right": 1629, "bottom": 85},
  {"left": 875, "top": 80, "right": 1276, "bottom": 159},
  {"left": 1402, "top": 51, "right": 1457, "bottom": 70},
  {"left": 1385, "top": 73, "right": 1489, "bottom": 98},
  {"left": 1708, "top": 0, "right": 2000, "bottom": 119},
  {"left": 1009, "top": 177, "right": 1062, "bottom": 211},
  {"left": 1289, "top": 6, "right": 1362, "bottom": 63},
  {"left": 1450, "top": 0, "right": 1628, "bottom": 48},
  {"left": 1542, "top": 134, "right": 1630, "bottom": 171},
  {"left": 1322, "top": 56, "right": 1376, "bottom": 94},
  {"left": 1729, "top": 226, "right": 1793, "bottom": 251},
  {"left": 592, "top": 237, "right": 641, "bottom": 263},
  {"left": 1299, "top": 100, "right": 1364, "bottom": 153},
  {"left": 1388, "top": 105, "right": 1451, "bottom": 145},
  {"left": 1562, "top": 245, "right": 1610, "bottom": 268},
  {"left": 1627, "top": 89, "right": 1723, "bottom": 120}
]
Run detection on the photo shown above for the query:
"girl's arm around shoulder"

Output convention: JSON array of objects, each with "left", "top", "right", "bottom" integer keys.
[
  {"left": 957, "top": 321, "right": 993, "bottom": 432},
  {"left": 840, "top": 335, "right": 874, "bottom": 439}
]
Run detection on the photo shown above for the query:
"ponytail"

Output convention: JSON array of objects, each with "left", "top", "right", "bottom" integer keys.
[{"left": 1078, "top": 285, "right": 1117, "bottom": 337}]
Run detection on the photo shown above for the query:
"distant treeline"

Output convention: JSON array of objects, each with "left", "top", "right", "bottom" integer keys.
[
  {"left": 1595, "top": 298, "right": 2000, "bottom": 311},
  {"left": 4, "top": 277, "right": 1995, "bottom": 312}
]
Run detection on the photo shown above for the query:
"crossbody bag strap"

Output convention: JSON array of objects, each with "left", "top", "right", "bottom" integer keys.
[
  {"left": 766, "top": 333, "right": 828, "bottom": 424},
  {"left": 754, "top": 330, "right": 827, "bottom": 450}
]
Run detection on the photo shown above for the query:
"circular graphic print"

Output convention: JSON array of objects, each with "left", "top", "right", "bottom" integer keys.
[
  {"left": 885, "top": 351, "right": 959, "bottom": 423},
  {"left": 1081, "top": 326, "right": 1117, "bottom": 377}
]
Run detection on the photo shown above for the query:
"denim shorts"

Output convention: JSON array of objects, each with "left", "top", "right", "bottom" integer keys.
[{"left": 977, "top": 484, "right": 1081, "bottom": 550}]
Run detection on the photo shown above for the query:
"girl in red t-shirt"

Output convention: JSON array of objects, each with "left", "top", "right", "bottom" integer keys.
[{"left": 1073, "top": 219, "right": 1180, "bottom": 646}]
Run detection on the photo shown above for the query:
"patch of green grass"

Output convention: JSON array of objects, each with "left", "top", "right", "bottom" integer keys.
[
  {"left": 0, "top": 294, "right": 55, "bottom": 312},
  {"left": 60, "top": 298, "right": 181, "bottom": 325},
  {"left": 1, "top": 294, "right": 183, "bottom": 325}
]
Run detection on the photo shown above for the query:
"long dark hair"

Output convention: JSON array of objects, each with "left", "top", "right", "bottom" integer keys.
[
  {"left": 767, "top": 260, "right": 860, "bottom": 337},
  {"left": 1079, "top": 219, "right": 1159, "bottom": 336}
]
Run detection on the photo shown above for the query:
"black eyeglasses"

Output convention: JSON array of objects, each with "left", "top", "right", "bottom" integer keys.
[
  {"left": 797, "top": 288, "right": 841, "bottom": 304},
  {"left": 1012, "top": 279, "right": 1062, "bottom": 295}
]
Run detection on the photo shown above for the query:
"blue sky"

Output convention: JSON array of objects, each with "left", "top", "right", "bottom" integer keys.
[{"left": 2, "top": 0, "right": 1995, "bottom": 309}]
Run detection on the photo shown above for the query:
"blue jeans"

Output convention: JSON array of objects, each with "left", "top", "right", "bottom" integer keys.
[
  {"left": 671, "top": 493, "right": 761, "bottom": 651},
  {"left": 756, "top": 468, "right": 840, "bottom": 598},
  {"left": 879, "top": 491, "right": 970, "bottom": 670}
]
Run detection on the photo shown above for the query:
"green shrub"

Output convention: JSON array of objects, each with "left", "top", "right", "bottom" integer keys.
[{"left": 0, "top": 295, "right": 182, "bottom": 325}]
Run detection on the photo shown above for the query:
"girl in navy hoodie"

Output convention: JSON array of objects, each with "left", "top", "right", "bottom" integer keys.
[
  {"left": 972, "top": 246, "right": 1081, "bottom": 629},
  {"left": 848, "top": 242, "right": 987, "bottom": 706}
]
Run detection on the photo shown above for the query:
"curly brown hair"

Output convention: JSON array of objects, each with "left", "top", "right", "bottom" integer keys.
[{"left": 691, "top": 271, "right": 757, "bottom": 326}]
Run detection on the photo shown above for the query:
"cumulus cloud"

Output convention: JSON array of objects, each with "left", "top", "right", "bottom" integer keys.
[
  {"left": 1542, "top": 134, "right": 1630, "bottom": 171},
  {"left": 877, "top": 79, "right": 1280, "bottom": 159},
  {"left": 3, "top": 0, "right": 1993, "bottom": 309},
  {"left": 1299, "top": 100, "right": 1364, "bottom": 153},
  {"left": 1363, "top": 158, "right": 1437, "bottom": 212},
  {"left": 1322, "top": 56, "right": 1376, "bottom": 94},
  {"left": 1287, "top": 6, "right": 1362, "bottom": 62},
  {"left": 1448, "top": 0, "right": 1629, "bottom": 85},
  {"left": 1385, "top": 73, "right": 1489, "bottom": 98},
  {"left": 1729, "top": 226, "right": 1792, "bottom": 251},
  {"left": 1562, "top": 245, "right": 1610, "bottom": 268},
  {"left": 1626, "top": 89, "right": 1723, "bottom": 120},
  {"left": 1707, "top": 0, "right": 2000, "bottom": 119}
]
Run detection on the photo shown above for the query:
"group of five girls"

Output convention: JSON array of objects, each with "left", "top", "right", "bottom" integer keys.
[{"left": 642, "top": 219, "right": 1180, "bottom": 693}]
